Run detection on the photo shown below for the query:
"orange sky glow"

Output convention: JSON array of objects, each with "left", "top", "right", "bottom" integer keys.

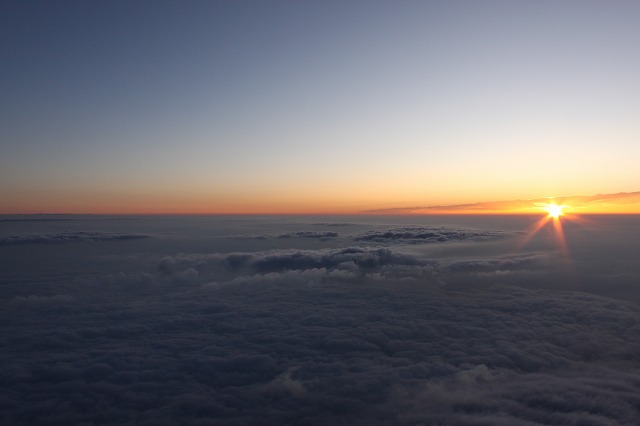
[{"left": 2, "top": 191, "right": 639, "bottom": 216}]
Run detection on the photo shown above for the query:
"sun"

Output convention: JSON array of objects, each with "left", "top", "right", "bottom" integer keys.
[
  {"left": 542, "top": 203, "right": 566, "bottom": 219},
  {"left": 518, "top": 200, "right": 582, "bottom": 260}
]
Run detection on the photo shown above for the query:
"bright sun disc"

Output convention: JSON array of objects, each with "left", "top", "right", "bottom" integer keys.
[{"left": 543, "top": 204, "right": 566, "bottom": 219}]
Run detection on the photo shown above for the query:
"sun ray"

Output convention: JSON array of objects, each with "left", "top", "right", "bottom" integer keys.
[
  {"left": 551, "top": 214, "right": 570, "bottom": 257},
  {"left": 511, "top": 200, "right": 579, "bottom": 284},
  {"left": 516, "top": 200, "right": 579, "bottom": 262},
  {"left": 517, "top": 215, "right": 550, "bottom": 249}
]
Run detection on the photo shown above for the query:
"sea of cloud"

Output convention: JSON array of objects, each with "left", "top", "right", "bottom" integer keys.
[{"left": 1, "top": 215, "right": 639, "bottom": 424}]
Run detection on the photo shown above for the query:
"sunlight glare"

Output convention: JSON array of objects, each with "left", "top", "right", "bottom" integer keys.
[{"left": 543, "top": 203, "right": 566, "bottom": 219}]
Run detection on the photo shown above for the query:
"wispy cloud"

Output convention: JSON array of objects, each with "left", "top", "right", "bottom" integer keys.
[{"left": 364, "top": 191, "right": 640, "bottom": 214}]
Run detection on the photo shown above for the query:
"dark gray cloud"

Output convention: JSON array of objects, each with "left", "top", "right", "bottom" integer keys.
[
  {"left": 277, "top": 231, "right": 339, "bottom": 240},
  {"left": 354, "top": 226, "right": 510, "bottom": 244},
  {"left": 232, "top": 231, "right": 340, "bottom": 241},
  {"left": 154, "top": 247, "right": 437, "bottom": 288},
  {"left": 148, "top": 247, "right": 562, "bottom": 293},
  {"left": 0, "top": 217, "right": 77, "bottom": 222},
  {"left": 0, "top": 231, "right": 149, "bottom": 245},
  {"left": 229, "top": 225, "right": 510, "bottom": 246},
  {"left": 445, "top": 254, "right": 550, "bottom": 273}
]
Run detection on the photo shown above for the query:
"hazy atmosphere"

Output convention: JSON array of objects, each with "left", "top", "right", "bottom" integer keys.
[{"left": 2, "top": 1, "right": 640, "bottom": 425}]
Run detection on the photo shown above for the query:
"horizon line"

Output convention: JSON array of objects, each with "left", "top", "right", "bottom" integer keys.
[{"left": 2, "top": 191, "right": 639, "bottom": 216}]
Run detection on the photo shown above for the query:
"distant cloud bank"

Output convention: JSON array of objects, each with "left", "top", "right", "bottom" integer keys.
[
  {"left": 354, "top": 227, "right": 509, "bottom": 244},
  {"left": 0, "top": 231, "right": 150, "bottom": 245},
  {"left": 233, "top": 226, "right": 511, "bottom": 245},
  {"left": 277, "top": 231, "right": 339, "bottom": 240},
  {"left": 119, "top": 246, "right": 551, "bottom": 289}
]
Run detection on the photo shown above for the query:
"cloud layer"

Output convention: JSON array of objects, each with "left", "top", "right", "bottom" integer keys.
[
  {"left": 3, "top": 272, "right": 640, "bottom": 425},
  {"left": 2, "top": 215, "right": 640, "bottom": 424}
]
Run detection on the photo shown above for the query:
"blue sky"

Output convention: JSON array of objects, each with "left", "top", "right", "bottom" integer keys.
[{"left": 2, "top": 1, "right": 639, "bottom": 213}]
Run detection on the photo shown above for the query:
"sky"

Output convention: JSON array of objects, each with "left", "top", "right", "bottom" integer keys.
[{"left": 2, "top": 1, "right": 640, "bottom": 214}]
